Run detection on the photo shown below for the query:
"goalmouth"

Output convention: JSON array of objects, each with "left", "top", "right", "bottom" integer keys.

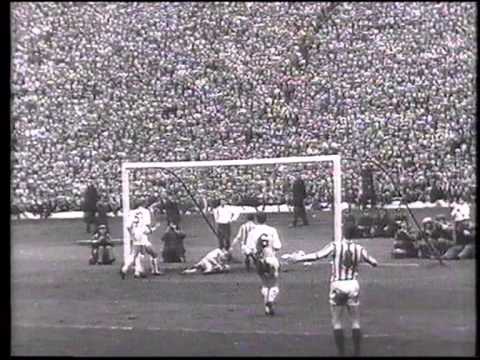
[{"left": 121, "top": 155, "right": 342, "bottom": 262}]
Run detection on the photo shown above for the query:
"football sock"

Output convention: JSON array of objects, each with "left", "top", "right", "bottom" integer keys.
[
  {"left": 352, "top": 328, "right": 362, "bottom": 356},
  {"left": 151, "top": 258, "right": 159, "bottom": 273},
  {"left": 333, "top": 329, "right": 345, "bottom": 356}
]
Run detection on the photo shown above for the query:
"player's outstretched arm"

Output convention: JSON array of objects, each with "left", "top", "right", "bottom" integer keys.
[
  {"left": 294, "top": 252, "right": 320, "bottom": 263},
  {"left": 361, "top": 248, "right": 378, "bottom": 267},
  {"left": 295, "top": 242, "right": 335, "bottom": 263}
]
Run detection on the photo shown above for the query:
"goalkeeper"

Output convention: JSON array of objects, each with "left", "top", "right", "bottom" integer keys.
[{"left": 182, "top": 247, "right": 231, "bottom": 275}]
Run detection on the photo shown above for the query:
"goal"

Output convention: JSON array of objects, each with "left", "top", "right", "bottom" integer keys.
[{"left": 121, "top": 155, "right": 343, "bottom": 263}]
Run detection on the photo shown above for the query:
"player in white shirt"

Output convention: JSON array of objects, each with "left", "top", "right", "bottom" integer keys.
[
  {"left": 290, "top": 238, "right": 378, "bottom": 356},
  {"left": 182, "top": 248, "right": 231, "bottom": 275},
  {"left": 230, "top": 213, "right": 257, "bottom": 271},
  {"left": 246, "top": 212, "right": 282, "bottom": 316},
  {"left": 120, "top": 199, "right": 162, "bottom": 279},
  {"left": 450, "top": 196, "right": 471, "bottom": 243},
  {"left": 212, "top": 198, "right": 240, "bottom": 250}
]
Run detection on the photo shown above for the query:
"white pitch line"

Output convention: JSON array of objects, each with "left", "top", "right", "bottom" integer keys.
[
  {"left": 376, "top": 263, "right": 419, "bottom": 267},
  {"left": 16, "top": 323, "right": 133, "bottom": 331},
  {"left": 14, "top": 322, "right": 391, "bottom": 338}
]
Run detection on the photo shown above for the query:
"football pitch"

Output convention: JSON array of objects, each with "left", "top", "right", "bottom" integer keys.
[{"left": 11, "top": 209, "right": 476, "bottom": 356}]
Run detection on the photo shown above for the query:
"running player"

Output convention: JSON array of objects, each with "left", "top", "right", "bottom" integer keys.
[
  {"left": 246, "top": 212, "right": 282, "bottom": 316},
  {"left": 182, "top": 247, "right": 231, "bottom": 275},
  {"left": 291, "top": 238, "right": 378, "bottom": 356},
  {"left": 230, "top": 213, "right": 257, "bottom": 271},
  {"left": 120, "top": 198, "right": 163, "bottom": 278}
]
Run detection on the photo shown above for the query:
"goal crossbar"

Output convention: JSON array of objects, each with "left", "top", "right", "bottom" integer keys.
[{"left": 121, "top": 155, "right": 342, "bottom": 261}]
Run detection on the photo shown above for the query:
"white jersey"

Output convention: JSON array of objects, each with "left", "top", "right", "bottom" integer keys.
[
  {"left": 213, "top": 205, "right": 238, "bottom": 224},
  {"left": 246, "top": 224, "right": 282, "bottom": 259},
  {"left": 128, "top": 206, "right": 153, "bottom": 245},
  {"left": 198, "top": 248, "right": 228, "bottom": 270},
  {"left": 451, "top": 202, "right": 470, "bottom": 222},
  {"left": 232, "top": 221, "right": 257, "bottom": 254}
]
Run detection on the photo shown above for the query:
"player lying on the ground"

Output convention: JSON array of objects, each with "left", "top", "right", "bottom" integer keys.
[
  {"left": 89, "top": 224, "right": 115, "bottom": 265},
  {"left": 229, "top": 213, "right": 257, "bottom": 271},
  {"left": 120, "top": 198, "right": 163, "bottom": 279},
  {"left": 182, "top": 247, "right": 231, "bottom": 275},
  {"left": 246, "top": 212, "right": 282, "bottom": 316},
  {"left": 287, "top": 238, "right": 378, "bottom": 357}
]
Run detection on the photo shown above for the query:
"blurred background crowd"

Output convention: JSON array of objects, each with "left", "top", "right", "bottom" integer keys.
[{"left": 11, "top": 2, "right": 476, "bottom": 216}]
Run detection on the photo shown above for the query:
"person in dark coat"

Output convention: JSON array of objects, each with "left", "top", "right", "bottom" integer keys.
[
  {"left": 161, "top": 223, "right": 186, "bottom": 263},
  {"left": 83, "top": 181, "right": 99, "bottom": 233},
  {"left": 372, "top": 209, "right": 395, "bottom": 238},
  {"left": 290, "top": 174, "right": 309, "bottom": 227},
  {"left": 356, "top": 210, "right": 374, "bottom": 238},
  {"left": 162, "top": 194, "right": 182, "bottom": 229},
  {"left": 96, "top": 199, "right": 110, "bottom": 232},
  {"left": 343, "top": 208, "right": 357, "bottom": 239},
  {"left": 391, "top": 219, "right": 418, "bottom": 258},
  {"left": 89, "top": 224, "right": 115, "bottom": 265},
  {"left": 360, "top": 165, "right": 376, "bottom": 210}
]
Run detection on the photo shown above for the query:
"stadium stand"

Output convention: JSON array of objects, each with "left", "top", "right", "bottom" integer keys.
[{"left": 11, "top": 2, "right": 476, "bottom": 216}]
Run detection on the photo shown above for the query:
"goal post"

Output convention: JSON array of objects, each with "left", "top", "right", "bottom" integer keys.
[{"left": 121, "top": 155, "right": 342, "bottom": 262}]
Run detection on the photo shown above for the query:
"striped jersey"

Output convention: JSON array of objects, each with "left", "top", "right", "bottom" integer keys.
[
  {"left": 315, "top": 240, "right": 375, "bottom": 282},
  {"left": 234, "top": 221, "right": 257, "bottom": 248}
]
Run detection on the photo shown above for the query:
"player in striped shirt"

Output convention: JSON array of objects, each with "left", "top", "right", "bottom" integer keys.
[
  {"left": 230, "top": 213, "right": 257, "bottom": 271},
  {"left": 292, "top": 238, "right": 378, "bottom": 357}
]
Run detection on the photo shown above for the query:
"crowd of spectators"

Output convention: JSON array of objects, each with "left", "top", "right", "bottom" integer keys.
[{"left": 11, "top": 2, "right": 476, "bottom": 216}]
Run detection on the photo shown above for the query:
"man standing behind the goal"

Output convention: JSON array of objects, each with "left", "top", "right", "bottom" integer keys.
[
  {"left": 290, "top": 174, "right": 309, "bottom": 227},
  {"left": 212, "top": 198, "right": 238, "bottom": 251}
]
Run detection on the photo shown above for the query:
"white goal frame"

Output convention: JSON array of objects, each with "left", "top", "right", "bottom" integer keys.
[{"left": 121, "top": 155, "right": 342, "bottom": 262}]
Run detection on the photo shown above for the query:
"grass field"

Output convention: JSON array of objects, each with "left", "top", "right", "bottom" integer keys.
[{"left": 11, "top": 209, "right": 476, "bottom": 356}]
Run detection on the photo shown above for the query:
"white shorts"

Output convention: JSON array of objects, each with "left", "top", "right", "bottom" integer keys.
[
  {"left": 256, "top": 256, "right": 280, "bottom": 277},
  {"left": 241, "top": 245, "right": 255, "bottom": 256},
  {"left": 329, "top": 280, "right": 360, "bottom": 306}
]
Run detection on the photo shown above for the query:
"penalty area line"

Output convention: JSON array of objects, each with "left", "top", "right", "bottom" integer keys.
[
  {"left": 14, "top": 322, "right": 391, "bottom": 338},
  {"left": 376, "top": 263, "right": 419, "bottom": 267}
]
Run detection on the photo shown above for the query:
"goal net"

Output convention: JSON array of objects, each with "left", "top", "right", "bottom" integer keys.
[{"left": 121, "top": 155, "right": 342, "bottom": 263}]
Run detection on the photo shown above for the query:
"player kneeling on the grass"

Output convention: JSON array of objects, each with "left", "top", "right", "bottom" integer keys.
[
  {"left": 230, "top": 213, "right": 257, "bottom": 271},
  {"left": 89, "top": 224, "right": 115, "bottom": 265},
  {"left": 120, "top": 199, "right": 163, "bottom": 279},
  {"left": 182, "top": 247, "right": 231, "bottom": 275},
  {"left": 246, "top": 212, "right": 282, "bottom": 316},
  {"left": 290, "top": 238, "right": 378, "bottom": 357},
  {"left": 391, "top": 219, "right": 417, "bottom": 259},
  {"left": 161, "top": 223, "right": 187, "bottom": 263}
]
